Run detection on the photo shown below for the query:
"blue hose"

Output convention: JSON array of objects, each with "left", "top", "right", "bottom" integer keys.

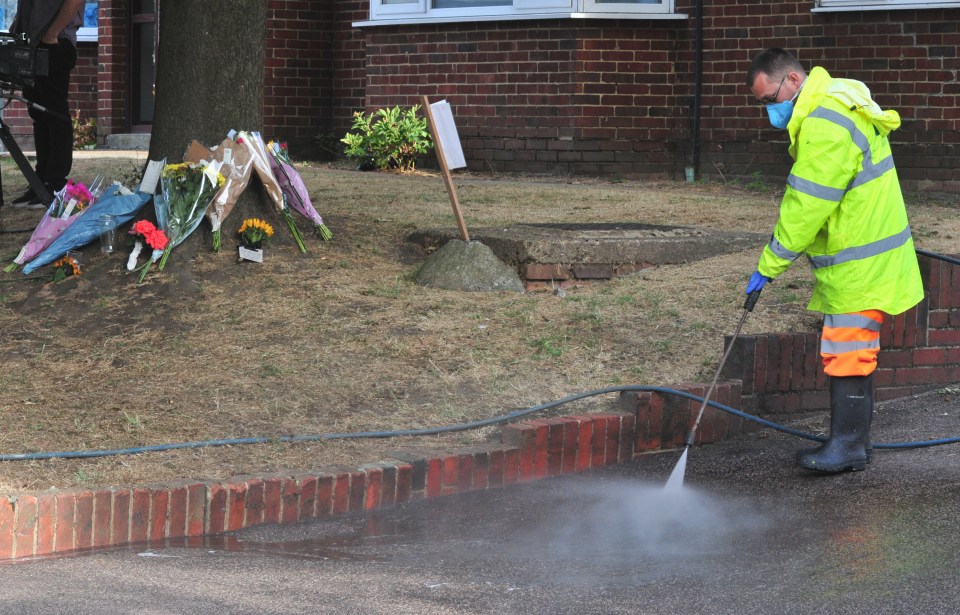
[{"left": 1, "top": 385, "right": 956, "bottom": 461}]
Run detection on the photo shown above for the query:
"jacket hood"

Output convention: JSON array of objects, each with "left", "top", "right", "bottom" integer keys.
[
  {"left": 827, "top": 77, "right": 901, "bottom": 136},
  {"left": 789, "top": 67, "right": 900, "bottom": 138}
]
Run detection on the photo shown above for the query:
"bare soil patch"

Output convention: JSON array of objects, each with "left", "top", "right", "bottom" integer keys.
[{"left": 1, "top": 155, "right": 959, "bottom": 494}]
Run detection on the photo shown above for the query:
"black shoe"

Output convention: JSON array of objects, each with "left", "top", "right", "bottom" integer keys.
[
  {"left": 798, "top": 374, "right": 873, "bottom": 473},
  {"left": 10, "top": 188, "right": 43, "bottom": 209},
  {"left": 11, "top": 188, "right": 37, "bottom": 204}
]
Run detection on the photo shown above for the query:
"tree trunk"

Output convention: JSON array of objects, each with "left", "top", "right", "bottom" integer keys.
[{"left": 147, "top": 0, "right": 288, "bottom": 286}]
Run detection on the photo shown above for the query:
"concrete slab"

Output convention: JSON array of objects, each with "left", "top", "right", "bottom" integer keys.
[{"left": 410, "top": 223, "right": 767, "bottom": 285}]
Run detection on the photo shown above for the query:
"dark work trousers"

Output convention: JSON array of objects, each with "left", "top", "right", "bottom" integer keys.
[{"left": 23, "top": 39, "right": 77, "bottom": 192}]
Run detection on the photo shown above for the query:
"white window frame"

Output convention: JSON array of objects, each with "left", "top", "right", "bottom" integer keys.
[
  {"left": 371, "top": 0, "right": 427, "bottom": 19},
  {"left": 582, "top": 0, "right": 672, "bottom": 15},
  {"left": 359, "top": 0, "right": 682, "bottom": 26},
  {"left": 77, "top": 27, "right": 97, "bottom": 43},
  {"left": 813, "top": 0, "right": 960, "bottom": 11}
]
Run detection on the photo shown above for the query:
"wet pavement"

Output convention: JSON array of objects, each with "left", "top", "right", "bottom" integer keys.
[{"left": 1, "top": 389, "right": 960, "bottom": 614}]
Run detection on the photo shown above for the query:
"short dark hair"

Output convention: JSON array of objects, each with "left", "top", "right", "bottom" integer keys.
[{"left": 746, "top": 48, "right": 806, "bottom": 87}]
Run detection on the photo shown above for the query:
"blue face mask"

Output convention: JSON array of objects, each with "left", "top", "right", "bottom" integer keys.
[
  {"left": 766, "top": 100, "right": 794, "bottom": 129},
  {"left": 765, "top": 79, "right": 805, "bottom": 129}
]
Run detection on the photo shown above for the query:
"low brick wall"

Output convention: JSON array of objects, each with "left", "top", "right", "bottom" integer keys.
[
  {"left": 724, "top": 254, "right": 960, "bottom": 416},
  {"left": 0, "top": 388, "right": 751, "bottom": 561},
  {"left": 1, "top": 254, "right": 957, "bottom": 562}
]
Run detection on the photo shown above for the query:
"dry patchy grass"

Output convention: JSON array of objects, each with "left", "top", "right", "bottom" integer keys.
[{"left": 0, "top": 155, "right": 959, "bottom": 494}]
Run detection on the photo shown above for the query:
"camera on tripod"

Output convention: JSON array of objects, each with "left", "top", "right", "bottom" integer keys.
[{"left": 0, "top": 35, "right": 48, "bottom": 90}]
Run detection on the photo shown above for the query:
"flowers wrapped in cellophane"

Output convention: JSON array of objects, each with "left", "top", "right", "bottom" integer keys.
[
  {"left": 155, "top": 160, "right": 226, "bottom": 271},
  {"left": 20, "top": 182, "right": 151, "bottom": 275},
  {"left": 5, "top": 177, "right": 103, "bottom": 271},
  {"left": 185, "top": 138, "right": 254, "bottom": 252},
  {"left": 233, "top": 130, "right": 306, "bottom": 252},
  {"left": 267, "top": 139, "right": 332, "bottom": 241}
]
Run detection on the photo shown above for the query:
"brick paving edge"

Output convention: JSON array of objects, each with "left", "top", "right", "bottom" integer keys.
[{"left": 0, "top": 382, "right": 750, "bottom": 561}]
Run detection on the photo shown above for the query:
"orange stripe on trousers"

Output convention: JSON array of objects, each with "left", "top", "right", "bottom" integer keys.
[{"left": 820, "top": 310, "right": 884, "bottom": 377}]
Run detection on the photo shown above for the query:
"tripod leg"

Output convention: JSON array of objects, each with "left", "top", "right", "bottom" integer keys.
[{"left": 0, "top": 119, "right": 52, "bottom": 206}]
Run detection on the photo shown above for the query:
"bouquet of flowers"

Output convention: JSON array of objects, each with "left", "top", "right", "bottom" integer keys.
[
  {"left": 50, "top": 179, "right": 95, "bottom": 218},
  {"left": 126, "top": 220, "right": 170, "bottom": 283},
  {"left": 155, "top": 160, "right": 226, "bottom": 271},
  {"left": 51, "top": 255, "right": 81, "bottom": 283},
  {"left": 20, "top": 183, "right": 152, "bottom": 275},
  {"left": 267, "top": 139, "right": 333, "bottom": 241},
  {"left": 5, "top": 179, "right": 99, "bottom": 272},
  {"left": 234, "top": 130, "right": 306, "bottom": 252},
  {"left": 238, "top": 218, "right": 274, "bottom": 248},
  {"left": 185, "top": 138, "right": 254, "bottom": 252}
]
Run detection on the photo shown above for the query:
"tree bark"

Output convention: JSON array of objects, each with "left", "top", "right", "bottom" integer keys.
[
  {"left": 149, "top": 1, "right": 265, "bottom": 161},
  {"left": 147, "top": 1, "right": 289, "bottom": 285}
]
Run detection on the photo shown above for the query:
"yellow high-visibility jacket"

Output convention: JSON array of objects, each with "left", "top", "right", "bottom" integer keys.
[{"left": 757, "top": 66, "right": 924, "bottom": 315}]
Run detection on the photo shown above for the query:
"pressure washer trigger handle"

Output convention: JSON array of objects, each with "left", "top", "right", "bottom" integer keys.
[{"left": 744, "top": 288, "right": 762, "bottom": 312}]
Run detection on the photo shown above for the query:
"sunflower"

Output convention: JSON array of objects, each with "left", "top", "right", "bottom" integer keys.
[{"left": 238, "top": 218, "right": 274, "bottom": 247}]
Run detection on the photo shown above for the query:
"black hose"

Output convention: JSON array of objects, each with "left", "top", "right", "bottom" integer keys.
[{"left": 916, "top": 248, "right": 960, "bottom": 267}]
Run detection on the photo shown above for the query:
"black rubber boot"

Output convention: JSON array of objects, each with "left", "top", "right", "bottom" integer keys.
[{"left": 798, "top": 374, "right": 873, "bottom": 473}]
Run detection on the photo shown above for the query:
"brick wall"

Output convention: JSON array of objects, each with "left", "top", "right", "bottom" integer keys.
[
  {"left": 262, "top": 1, "right": 334, "bottom": 152},
  {"left": 330, "top": 2, "right": 368, "bottom": 140},
  {"left": 721, "top": 254, "right": 960, "bottom": 416},
  {"left": 355, "top": 2, "right": 960, "bottom": 188},
  {"left": 0, "top": 411, "right": 652, "bottom": 560},
  {"left": 361, "top": 19, "right": 687, "bottom": 176},
  {"left": 258, "top": 0, "right": 368, "bottom": 157},
  {"left": 96, "top": 0, "right": 128, "bottom": 138}
]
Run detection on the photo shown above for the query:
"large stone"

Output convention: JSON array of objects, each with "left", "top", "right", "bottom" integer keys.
[{"left": 414, "top": 239, "right": 524, "bottom": 292}]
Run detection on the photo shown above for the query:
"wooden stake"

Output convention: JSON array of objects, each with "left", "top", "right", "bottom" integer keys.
[{"left": 422, "top": 95, "right": 470, "bottom": 242}]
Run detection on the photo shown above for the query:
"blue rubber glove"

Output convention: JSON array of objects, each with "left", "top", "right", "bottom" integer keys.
[{"left": 746, "top": 271, "right": 770, "bottom": 294}]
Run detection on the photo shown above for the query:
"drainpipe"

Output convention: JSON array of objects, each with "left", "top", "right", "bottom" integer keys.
[{"left": 686, "top": 0, "right": 703, "bottom": 183}]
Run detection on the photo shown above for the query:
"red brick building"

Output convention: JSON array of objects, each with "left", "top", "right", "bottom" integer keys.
[{"left": 4, "top": 0, "right": 960, "bottom": 190}]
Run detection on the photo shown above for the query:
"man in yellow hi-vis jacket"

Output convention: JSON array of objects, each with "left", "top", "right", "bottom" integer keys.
[{"left": 745, "top": 48, "right": 924, "bottom": 473}]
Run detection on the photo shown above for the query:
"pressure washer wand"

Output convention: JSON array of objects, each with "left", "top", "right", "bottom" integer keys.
[{"left": 682, "top": 288, "right": 762, "bottom": 448}]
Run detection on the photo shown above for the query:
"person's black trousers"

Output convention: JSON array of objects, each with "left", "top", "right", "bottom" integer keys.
[{"left": 23, "top": 39, "right": 77, "bottom": 192}]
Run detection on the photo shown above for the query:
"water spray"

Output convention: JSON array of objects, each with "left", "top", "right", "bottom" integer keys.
[{"left": 666, "top": 287, "right": 762, "bottom": 490}]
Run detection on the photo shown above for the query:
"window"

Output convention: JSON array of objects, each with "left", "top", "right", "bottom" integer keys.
[
  {"left": 78, "top": 1, "right": 98, "bottom": 42},
  {"left": 0, "top": 1, "right": 98, "bottom": 41},
  {"left": 812, "top": 0, "right": 960, "bottom": 11},
  {"left": 363, "top": 0, "right": 681, "bottom": 25}
]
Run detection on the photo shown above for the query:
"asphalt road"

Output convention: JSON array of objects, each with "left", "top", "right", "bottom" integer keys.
[{"left": 1, "top": 389, "right": 960, "bottom": 614}]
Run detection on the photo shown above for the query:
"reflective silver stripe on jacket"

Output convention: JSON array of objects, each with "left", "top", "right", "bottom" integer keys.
[
  {"left": 787, "top": 173, "right": 845, "bottom": 202},
  {"left": 824, "top": 314, "right": 883, "bottom": 332},
  {"left": 786, "top": 106, "right": 896, "bottom": 202},
  {"left": 808, "top": 225, "right": 912, "bottom": 269},
  {"left": 820, "top": 338, "right": 881, "bottom": 355},
  {"left": 768, "top": 236, "right": 801, "bottom": 261}
]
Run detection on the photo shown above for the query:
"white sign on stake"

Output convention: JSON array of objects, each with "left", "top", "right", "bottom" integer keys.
[{"left": 429, "top": 99, "right": 467, "bottom": 170}]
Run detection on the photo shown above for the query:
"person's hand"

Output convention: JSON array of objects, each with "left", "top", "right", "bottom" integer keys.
[
  {"left": 39, "top": 34, "right": 58, "bottom": 45},
  {"left": 746, "top": 271, "right": 769, "bottom": 294}
]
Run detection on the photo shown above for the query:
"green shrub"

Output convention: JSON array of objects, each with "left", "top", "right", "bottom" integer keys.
[
  {"left": 340, "top": 105, "right": 432, "bottom": 173},
  {"left": 72, "top": 110, "right": 97, "bottom": 150}
]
